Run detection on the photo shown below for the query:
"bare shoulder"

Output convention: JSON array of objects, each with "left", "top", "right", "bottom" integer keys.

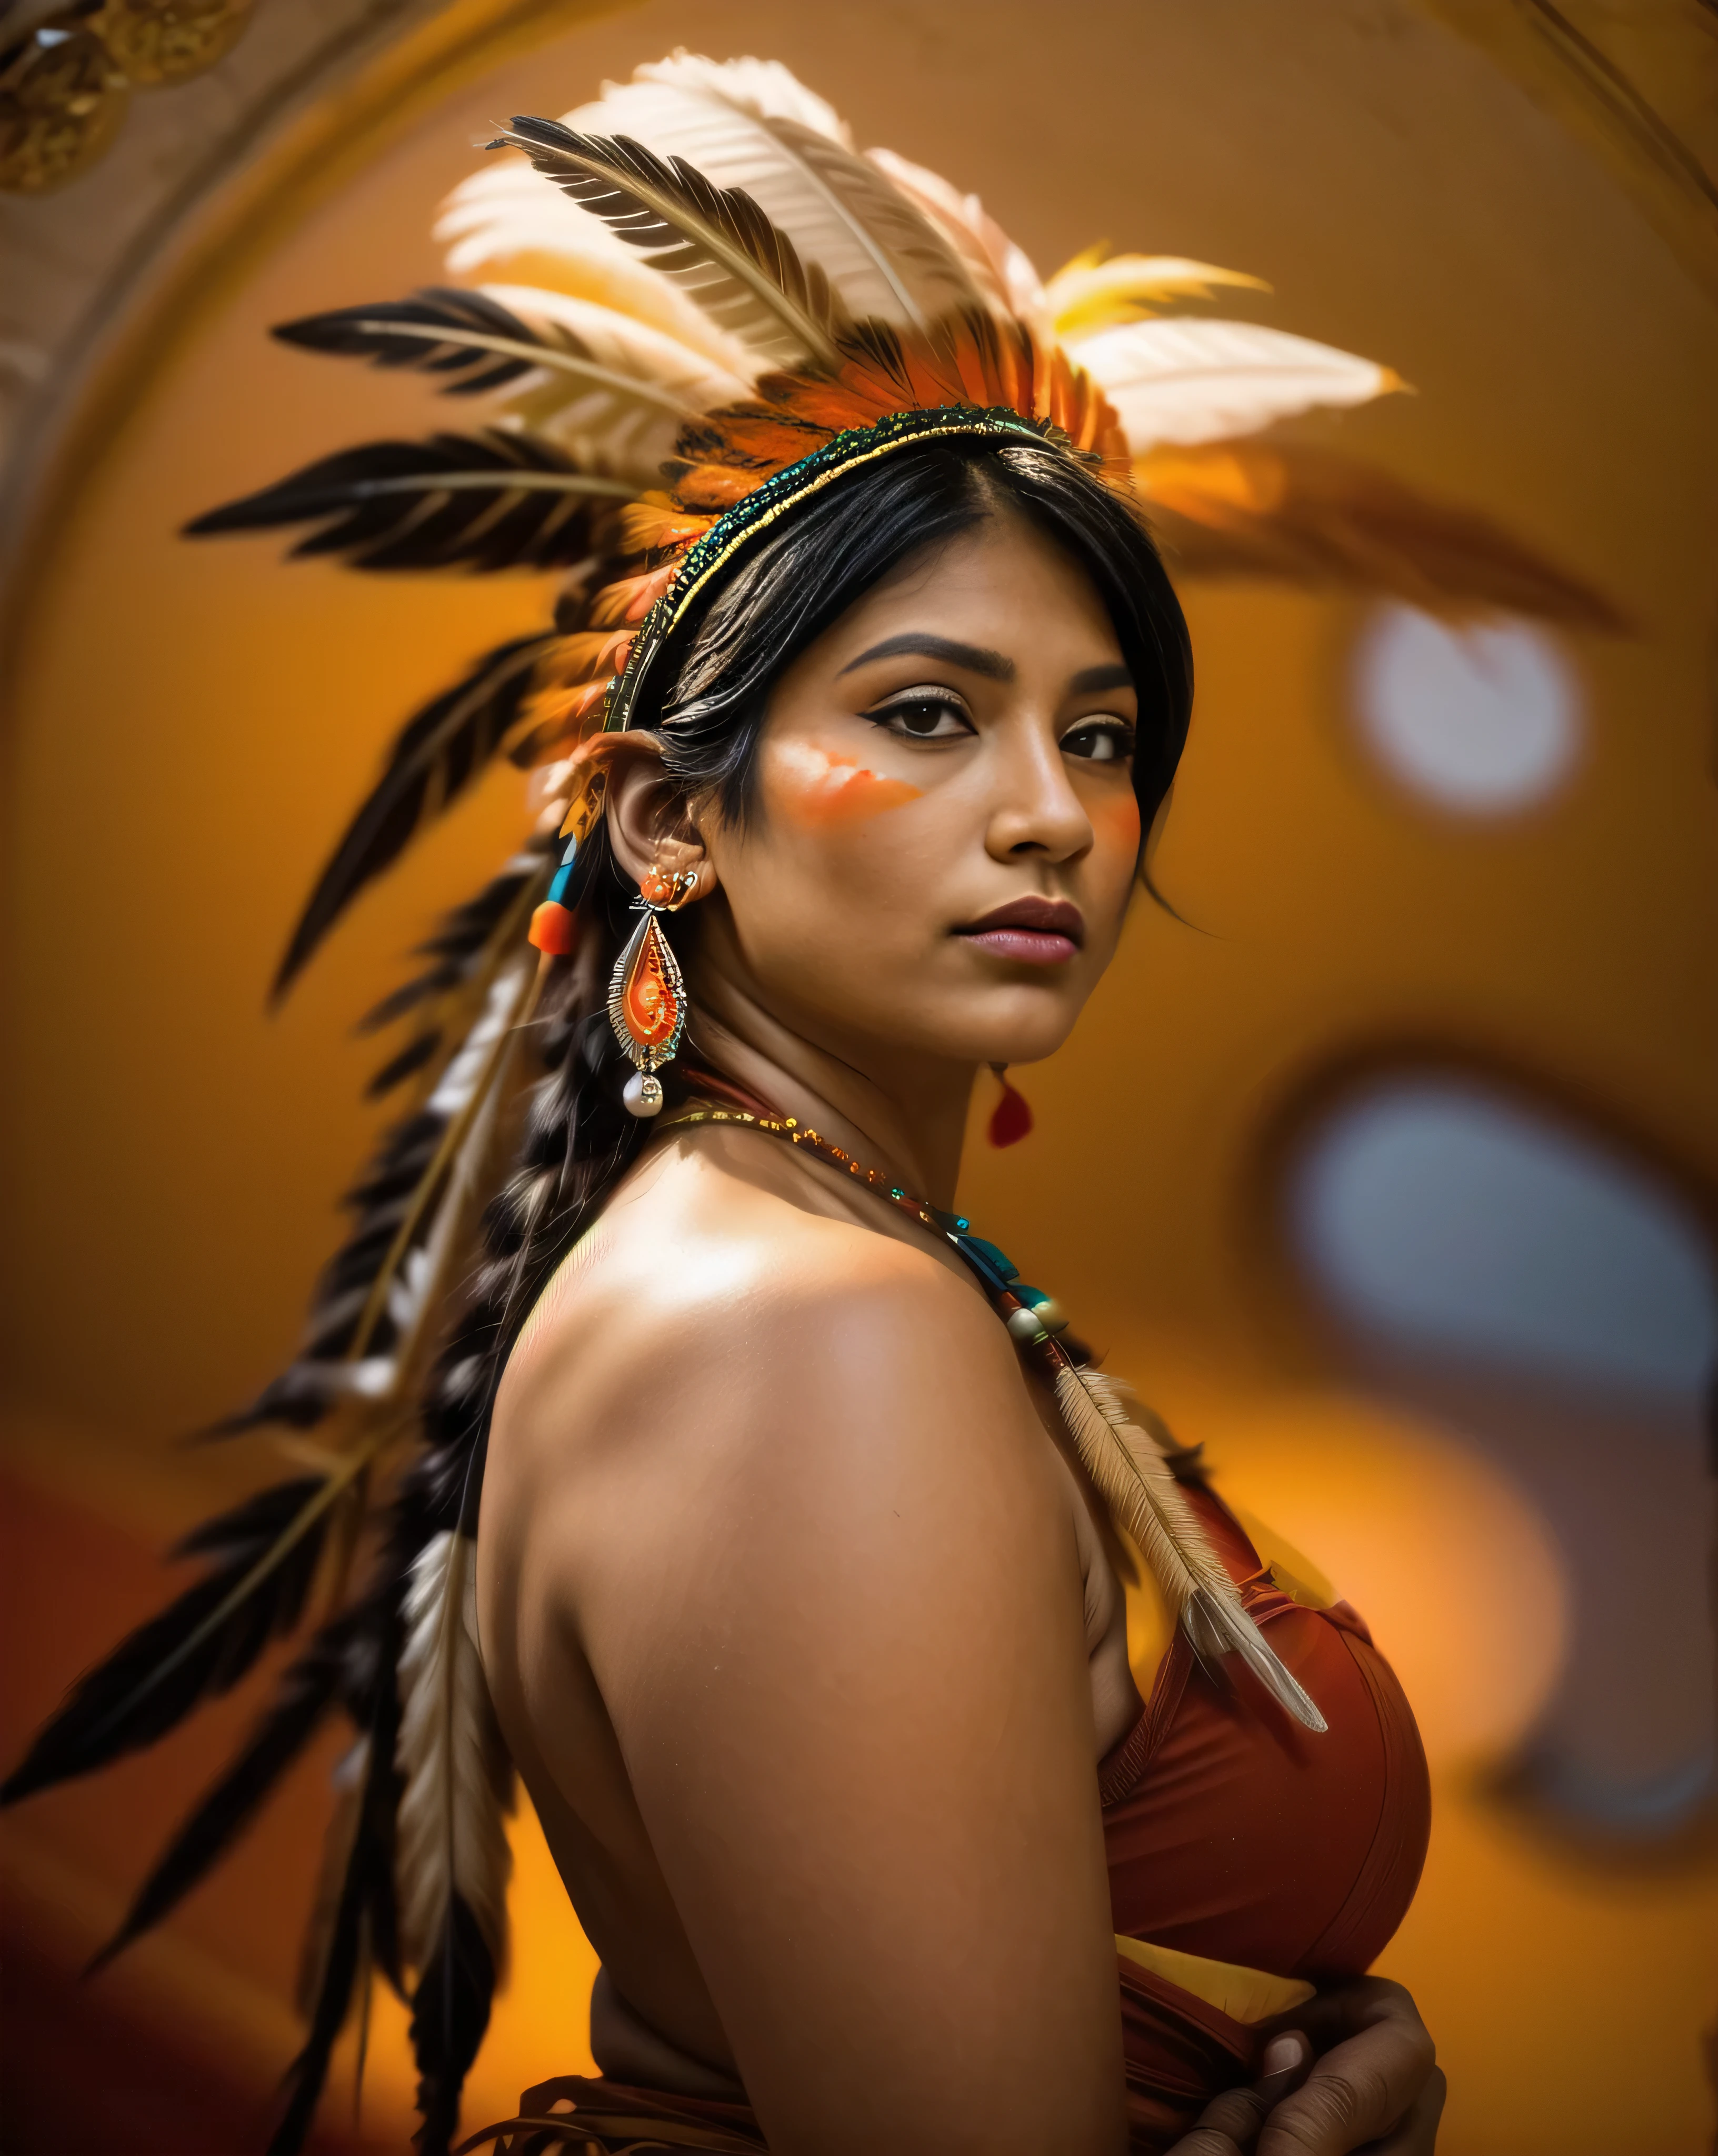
[
  {"left": 498, "top": 1136, "right": 1024, "bottom": 1470},
  {"left": 485, "top": 1132, "right": 1066, "bottom": 1606}
]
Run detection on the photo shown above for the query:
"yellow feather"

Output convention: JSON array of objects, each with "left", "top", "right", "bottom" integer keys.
[{"left": 1047, "top": 249, "right": 1271, "bottom": 338}]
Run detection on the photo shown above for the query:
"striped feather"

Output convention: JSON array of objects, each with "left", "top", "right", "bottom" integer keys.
[
  {"left": 395, "top": 1531, "right": 513, "bottom": 1979},
  {"left": 567, "top": 54, "right": 982, "bottom": 333},
  {"left": 485, "top": 122, "right": 848, "bottom": 368}
]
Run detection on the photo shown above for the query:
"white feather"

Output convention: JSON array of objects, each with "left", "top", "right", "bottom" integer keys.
[
  {"left": 478, "top": 284, "right": 749, "bottom": 473},
  {"left": 1068, "top": 316, "right": 1400, "bottom": 452},
  {"left": 426, "top": 964, "right": 525, "bottom": 1118},
  {"left": 558, "top": 53, "right": 981, "bottom": 332},
  {"left": 1056, "top": 1364, "right": 1325, "bottom": 1732},
  {"left": 863, "top": 147, "right": 1050, "bottom": 338},
  {"left": 331, "top": 953, "right": 543, "bottom": 1401},
  {"left": 271, "top": 1355, "right": 399, "bottom": 1408},
  {"left": 631, "top": 50, "right": 854, "bottom": 145},
  {"left": 385, "top": 990, "right": 514, "bottom": 1342},
  {"left": 395, "top": 1530, "right": 514, "bottom": 1977}
]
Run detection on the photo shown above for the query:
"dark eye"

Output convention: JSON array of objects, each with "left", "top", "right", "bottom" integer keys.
[
  {"left": 1062, "top": 718, "right": 1135, "bottom": 764},
  {"left": 868, "top": 690, "right": 974, "bottom": 742}
]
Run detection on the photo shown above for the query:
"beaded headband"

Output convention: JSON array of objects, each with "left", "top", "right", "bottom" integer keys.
[
  {"left": 602, "top": 404, "right": 1076, "bottom": 735},
  {"left": 533, "top": 398, "right": 1105, "bottom": 949}
]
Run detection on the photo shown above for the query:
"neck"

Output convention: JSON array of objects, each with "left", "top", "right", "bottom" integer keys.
[{"left": 685, "top": 971, "right": 975, "bottom": 1208}]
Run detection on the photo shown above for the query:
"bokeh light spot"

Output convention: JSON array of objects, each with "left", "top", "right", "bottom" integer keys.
[{"left": 1351, "top": 604, "right": 1581, "bottom": 813}]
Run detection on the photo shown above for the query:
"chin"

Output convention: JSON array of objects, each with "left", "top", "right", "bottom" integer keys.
[{"left": 951, "top": 995, "right": 1085, "bottom": 1069}]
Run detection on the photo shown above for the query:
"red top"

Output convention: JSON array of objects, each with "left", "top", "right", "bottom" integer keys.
[
  {"left": 1101, "top": 1482, "right": 1430, "bottom": 1979},
  {"left": 477, "top": 1481, "right": 1433, "bottom": 2156},
  {"left": 1098, "top": 1482, "right": 1431, "bottom": 2150}
]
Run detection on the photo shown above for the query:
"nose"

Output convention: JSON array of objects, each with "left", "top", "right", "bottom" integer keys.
[{"left": 983, "top": 716, "right": 1094, "bottom": 865}]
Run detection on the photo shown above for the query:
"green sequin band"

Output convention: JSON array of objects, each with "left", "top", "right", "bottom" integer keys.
[{"left": 604, "top": 404, "right": 1064, "bottom": 733}]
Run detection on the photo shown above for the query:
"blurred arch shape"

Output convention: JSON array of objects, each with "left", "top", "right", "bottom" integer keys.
[
  {"left": 1292, "top": 1077, "right": 1717, "bottom": 1395},
  {"left": 1284, "top": 1072, "right": 1718, "bottom": 1841}
]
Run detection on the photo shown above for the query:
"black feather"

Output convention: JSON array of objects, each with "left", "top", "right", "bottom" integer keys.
[
  {"left": 207, "top": 1107, "right": 449, "bottom": 1439},
  {"left": 0, "top": 1479, "right": 334, "bottom": 1805},
  {"left": 215, "top": 853, "right": 554, "bottom": 1444},
  {"left": 367, "top": 1029, "right": 440, "bottom": 1099},
  {"left": 272, "top": 634, "right": 554, "bottom": 997},
  {"left": 358, "top": 852, "right": 547, "bottom": 1035},
  {"left": 409, "top": 1894, "right": 498, "bottom": 2156},
  {"left": 271, "top": 1650, "right": 404, "bottom": 2156},
  {"left": 86, "top": 1612, "right": 379, "bottom": 1970},
  {"left": 183, "top": 431, "right": 632, "bottom": 574},
  {"left": 274, "top": 287, "right": 554, "bottom": 396}
]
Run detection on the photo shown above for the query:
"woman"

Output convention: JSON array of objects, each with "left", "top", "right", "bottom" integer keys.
[
  {"left": 470, "top": 433, "right": 1441, "bottom": 2156},
  {"left": 3, "top": 57, "right": 1446, "bottom": 2156}
]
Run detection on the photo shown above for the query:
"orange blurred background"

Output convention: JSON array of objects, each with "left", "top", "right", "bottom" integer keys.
[{"left": 2, "top": 2, "right": 1715, "bottom": 2151}]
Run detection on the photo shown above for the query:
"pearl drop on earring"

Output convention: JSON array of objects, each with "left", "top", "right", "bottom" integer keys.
[{"left": 623, "top": 1070, "right": 664, "bottom": 1117}]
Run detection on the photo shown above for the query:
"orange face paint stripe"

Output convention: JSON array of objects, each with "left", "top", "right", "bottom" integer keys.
[{"left": 773, "top": 744, "right": 924, "bottom": 826}]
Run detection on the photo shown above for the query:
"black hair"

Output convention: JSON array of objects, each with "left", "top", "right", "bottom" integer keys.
[
  {"left": 653, "top": 434, "right": 1192, "bottom": 836},
  {"left": 428, "top": 437, "right": 1195, "bottom": 1534}
]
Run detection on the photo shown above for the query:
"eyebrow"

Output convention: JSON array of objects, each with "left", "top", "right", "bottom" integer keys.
[
  {"left": 1070, "top": 662, "right": 1134, "bottom": 694},
  {"left": 836, "top": 633, "right": 1015, "bottom": 682},
  {"left": 836, "top": 637, "right": 1135, "bottom": 697}
]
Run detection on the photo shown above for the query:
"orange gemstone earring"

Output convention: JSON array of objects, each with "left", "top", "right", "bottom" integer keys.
[
  {"left": 610, "top": 865, "right": 697, "bottom": 1117},
  {"left": 987, "top": 1063, "right": 1034, "bottom": 1147}
]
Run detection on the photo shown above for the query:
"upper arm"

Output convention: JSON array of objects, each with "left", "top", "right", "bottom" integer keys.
[{"left": 538, "top": 1242, "right": 1125, "bottom": 2155}]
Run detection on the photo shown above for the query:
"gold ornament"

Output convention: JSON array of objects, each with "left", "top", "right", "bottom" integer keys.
[
  {"left": 0, "top": 22, "right": 128, "bottom": 196},
  {"left": 96, "top": 0, "right": 252, "bottom": 88},
  {"left": 0, "top": 0, "right": 253, "bottom": 195}
]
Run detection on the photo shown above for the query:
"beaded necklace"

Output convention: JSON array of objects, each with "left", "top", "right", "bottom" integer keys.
[
  {"left": 661, "top": 1098, "right": 1325, "bottom": 1733},
  {"left": 662, "top": 1103, "right": 1080, "bottom": 1375}
]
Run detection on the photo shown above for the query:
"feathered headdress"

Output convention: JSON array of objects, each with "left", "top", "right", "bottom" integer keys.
[{"left": 1, "top": 51, "right": 1622, "bottom": 2156}]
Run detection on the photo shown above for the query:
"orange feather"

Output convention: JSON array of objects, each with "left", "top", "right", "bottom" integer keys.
[
  {"left": 536, "top": 630, "right": 634, "bottom": 687},
  {"left": 617, "top": 496, "right": 716, "bottom": 554},
  {"left": 588, "top": 563, "right": 679, "bottom": 627},
  {"left": 667, "top": 463, "right": 756, "bottom": 512}
]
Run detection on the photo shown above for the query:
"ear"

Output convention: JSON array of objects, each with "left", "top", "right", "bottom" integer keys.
[{"left": 602, "top": 735, "right": 718, "bottom": 901}]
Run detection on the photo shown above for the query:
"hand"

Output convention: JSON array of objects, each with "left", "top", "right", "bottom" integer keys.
[{"left": 1166, "top": 1978, "right": 1444, "bottom": 2155}]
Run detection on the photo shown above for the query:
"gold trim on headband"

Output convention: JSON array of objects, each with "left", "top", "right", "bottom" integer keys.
[{"left": 605, "top": 406, "right": 1070, "bottom": 733}]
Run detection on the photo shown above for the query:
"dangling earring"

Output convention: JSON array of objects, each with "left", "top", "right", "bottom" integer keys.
[
  {"left": 611, "top": 865, "right": 697, "bottom": 1117},
  {"left": 987, "top": 1063, "right": 1034, "bottom": 1147}
]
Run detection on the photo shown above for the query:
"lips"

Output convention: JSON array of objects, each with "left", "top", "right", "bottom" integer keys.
[{"left": 954, "top": 896, "right": 1084, "bottom": 967}]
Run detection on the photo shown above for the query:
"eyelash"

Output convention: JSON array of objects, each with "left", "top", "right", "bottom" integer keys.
[
  {"left": 866, "top": 689, "right": 972, "bottom": 740},
  {"left": 864, "top": 691, "right": 1135, "bottom": 762},
  {"left": 1061, "top": 718, "right": 1136, "bottom": 764}
]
